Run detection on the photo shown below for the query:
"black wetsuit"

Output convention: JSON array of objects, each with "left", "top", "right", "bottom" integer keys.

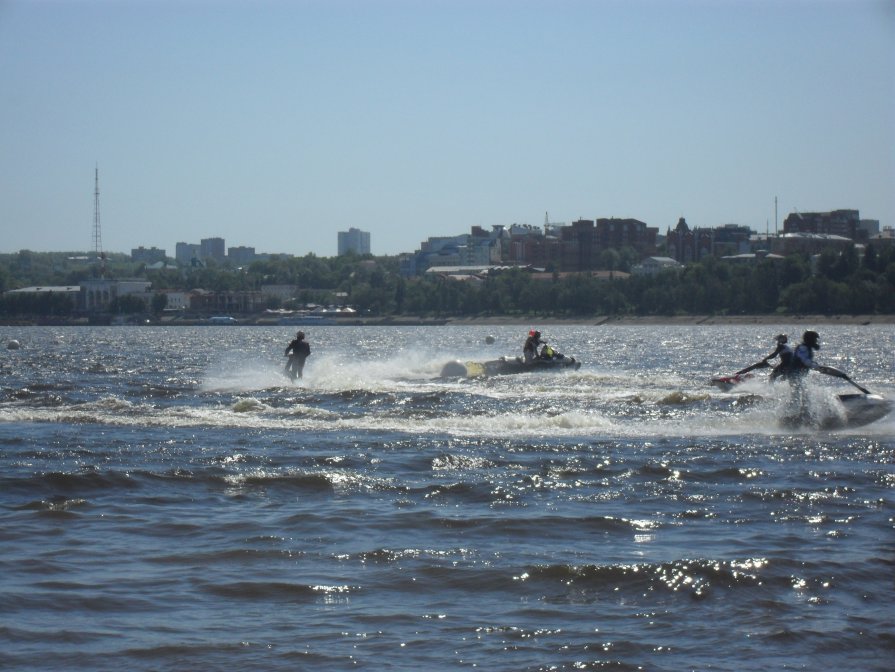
[
  {"left": 285, "top": 338, "right": 311, "bottom": 380},
  {"left": 523, "top": 335, "right": 545, "bottom": 363}
]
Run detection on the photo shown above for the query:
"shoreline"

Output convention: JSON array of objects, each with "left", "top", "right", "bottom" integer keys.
[
  {"left": 443, "top": 314, "right": 895, "bottom": 326},
  {"left": 2, "top": 313, "right": 893, "bottom": 327}
]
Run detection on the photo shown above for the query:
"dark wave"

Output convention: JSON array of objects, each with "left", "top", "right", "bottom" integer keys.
[
  {"left": 3, "top": 388, "right": 69, "bottom": 406},
  {"left": 525, "top": 557, "right": 768, "bottom": 599},
  {"left": 148, "top": 548, "right": 304, "bottom": 565},
  {"left": 199, "top": 580, "right": 356, "bottom": 601},
  {"left": 14, "top": 495, "right": 90, "bottom": 513},
  {"left": 480, "top": 514, "right": 653, "bottom": 536},
  {"left": 5, "top": 590, "right": 157, "bottom": 613},
  {"left": 4, "top": 470, "right": 141, "bottom": 495}
]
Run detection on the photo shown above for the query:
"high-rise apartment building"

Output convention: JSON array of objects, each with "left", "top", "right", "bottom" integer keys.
[
  {"left": 175, "top": 242, "right": 201, "bottom": 266},
  {"left": 338, "top": 228, "right": 371, "bottom": 256},
  {"left": 200, "top": 237, "right": 226, "bottom": 262}
]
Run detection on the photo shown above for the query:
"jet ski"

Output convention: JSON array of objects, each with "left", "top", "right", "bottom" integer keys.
[
  {"left": 440, "top": 354, "right": 581, "bottom": 378},
  {"left": 714, "top": 371, "right": 891, "bottom": 429},
  {"left": 778, "top": 393, "right": 893, "bottom": 430},
  {"left": 831, "top": 393, "right": 893, "bottom": 429},
  {"left": 713, "top": 362, "right": 891, "bottom": 429},
  {"left": 710, "top": 373, "right": 756, "bottom": 391}
]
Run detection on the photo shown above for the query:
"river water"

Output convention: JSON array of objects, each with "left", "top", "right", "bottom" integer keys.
[{"left": 1, "top": 324, "right": 892, "bottom": 671}]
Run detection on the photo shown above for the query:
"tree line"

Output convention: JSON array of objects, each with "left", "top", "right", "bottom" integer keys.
[{"left": 2, "top": 243, "right": 894, "bottom": 319}]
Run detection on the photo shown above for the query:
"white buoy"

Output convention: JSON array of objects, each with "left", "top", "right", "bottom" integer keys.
[{"left": 7, "top": 339, "right": 21, "bottom": 350}]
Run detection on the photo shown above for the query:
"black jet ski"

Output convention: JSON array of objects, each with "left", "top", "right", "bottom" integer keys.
[{"left": 441, "top": 354, "right": 581, "bottom": 378}]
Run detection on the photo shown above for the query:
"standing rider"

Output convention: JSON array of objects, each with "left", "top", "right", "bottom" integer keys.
[
  {"left": 523, "top": 330, "right": 545, "bottom": 364},
  {"left": 285, "top": 331, "right": 311, "bottom": 381},
  {"left": 784, "top": 330, "right": 826, "bottom": 379},
  {"left": 780, "top": 330, "right": 852, "bottom": 383},
  {"left": 737, "top": 334, "right": 793, "bottom": 380}
]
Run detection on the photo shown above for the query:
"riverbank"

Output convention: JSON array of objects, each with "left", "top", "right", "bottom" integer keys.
[
  {"left": 3, "top": 314, "right": 893, "bottom": 327},
  {"left": 444, "top": 314, "right": 895, "bottom": 326}
]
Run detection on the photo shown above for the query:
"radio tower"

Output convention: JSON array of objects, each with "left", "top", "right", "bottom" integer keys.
[{"left": 92, "top": 165, "right": 106, "bottom": 276}]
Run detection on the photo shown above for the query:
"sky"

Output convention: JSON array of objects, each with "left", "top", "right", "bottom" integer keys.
[{"left": 1, "top": 0, "right": 893, "bottom": 258}]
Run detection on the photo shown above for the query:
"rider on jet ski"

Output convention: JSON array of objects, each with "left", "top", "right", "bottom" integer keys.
[
  {"left": 523, "top": 330, "right": 546, "bottom": 364},
  {"left": 736, "top": 334, "right": 793, "bottom": 380}
]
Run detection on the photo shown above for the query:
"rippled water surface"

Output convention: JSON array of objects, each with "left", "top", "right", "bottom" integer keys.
[{"left": 1, "top": 325, "right": 893, "bottom": 671}]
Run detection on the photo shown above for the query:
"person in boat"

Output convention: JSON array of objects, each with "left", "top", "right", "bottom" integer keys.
[
  {"left": 285, "top": 331, "right": 311, "bottom": 380},
  {"left": 523, "top": 330, "right": 546, "bottom": 364},
  {"left": 539, "top": 343, "right": 565, "bottom": 361},
  {"left": 736, "top": 334, "right": 793, "bottom": 381}
]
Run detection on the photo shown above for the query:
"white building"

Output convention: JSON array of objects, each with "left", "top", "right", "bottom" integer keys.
[
  {"left": 81, "top": 279, "right": 153, "bottom": 312},
  {"left": 630, "top": 257, "right": 683, "bottom": 276},
  {"left": 159, "top": 291, "right": 189, "bottom": 310}
]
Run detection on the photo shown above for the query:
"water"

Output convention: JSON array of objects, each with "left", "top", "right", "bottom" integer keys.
[{"left": 1, "top": 324, "right": 892, "bottom": 671}]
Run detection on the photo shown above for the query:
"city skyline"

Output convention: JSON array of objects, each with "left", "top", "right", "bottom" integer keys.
[
  {"left": 121, "top": 207, "right": 889, "bottom": 267},
  {"left": 1, "top": 1, "right": 893, "bottom": 257}
]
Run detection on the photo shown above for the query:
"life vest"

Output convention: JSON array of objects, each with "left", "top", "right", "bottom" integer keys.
[
  {"left": 777, "top": 344, "right": 794, "bottom": 369},
  {"left": 788, "top": 344, "right": 813, "bottom": 372}
]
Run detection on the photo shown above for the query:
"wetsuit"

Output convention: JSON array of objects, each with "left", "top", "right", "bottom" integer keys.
[
  {"left": 523, "top": 334, "right": 545, "bottom": 363},
  {"left": 737, "top": 341, "right": 793, "bottom": 377},
  {"left": 285, "top": 337, "right": 311, "bottom": 380}
]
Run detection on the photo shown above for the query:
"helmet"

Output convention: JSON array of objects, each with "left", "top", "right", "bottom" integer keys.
[
  {"left": 774, "top": 334, "right": 788, "bottom": 344},
  {"left": 296, "top": 331, "right": 305, "bottom": 339},
  {"left": 533, "top": 331, "right": 541, "bottom": 339},
  {"left": 802, "top": 330, "right": 819, "bottom": 350},
  {"left": 529, "top": 330, "right": 536, "bottom": 337}
]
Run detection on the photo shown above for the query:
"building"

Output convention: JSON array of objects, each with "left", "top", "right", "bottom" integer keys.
[
  {"left": 405, "top": 218, "right": 657, "bottom": 275},
  {"left": 188, "top": 289, "right": 264, "bottom": 314},
  {"left": 782, "top": 209, "right": 863, "bottom": 241},
  {"left": 507, "top": 227, "right": 561, "bottom": 268},
  {"left": 666, "top": 218, "right": 755, "bottom": 263},
  {"left": 156, "top": 290, "right": 189, "bottom": 311},
  {"left": 261, "top": 284, "right": 298, "bottom": 305},
  {"left": 859, "top": 219, "right": 880, "bottom": 238},
  {"left": 81, "top": 279, "right": 153, "bottom": 312},
  {"left": 131, "top": 246, "right": 167, "bottom": 264},
  {"left": 228, "top": 246, "right": 256, "bottom": 265},
  {"left": 709, "top": 224, "right": 753, "bottom": 257},
  {"left": 631, "top": 257, "right": 683, "bottom": 276},
  {"left": 411, "top": 233, "right": 473, "bottom": 272},
  {"left": 200, "top": 237, "right": 226, "bottom": 263},
  {"left": 771, "top": 233, "right": 855, "bottom": 256},
  {"left": 595, "top": 218, "right": 658, "bottom": 256},
  {"left": 559, "top": 219, "right": 598, "bottom": 271},
  {"left": 338, "top": 228, "right": 371, "bottom": 256},
  {"left": 175, "top": 242, "right": 201, "bottom": 266},
  {"left": 666, "top": 217, "right": 712, "bottom": 263},
  {"left": 721, "top": 250, "right": 785, "bottom": 264}
]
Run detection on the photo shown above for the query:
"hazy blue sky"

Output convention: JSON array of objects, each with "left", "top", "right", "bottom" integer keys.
[{"left": 2, "top": 0, "right": 893, "bottom": 258}]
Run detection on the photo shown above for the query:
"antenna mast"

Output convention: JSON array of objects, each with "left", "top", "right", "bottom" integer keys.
[
  {"left": 774, "top": 196, "right": 778, "bottom": 236},
  {"left": 93, "top": 165, "right": 103, "bottom": 255},
  {"left": 93, "top": 165, "right": 106, "bottom": 277}
]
